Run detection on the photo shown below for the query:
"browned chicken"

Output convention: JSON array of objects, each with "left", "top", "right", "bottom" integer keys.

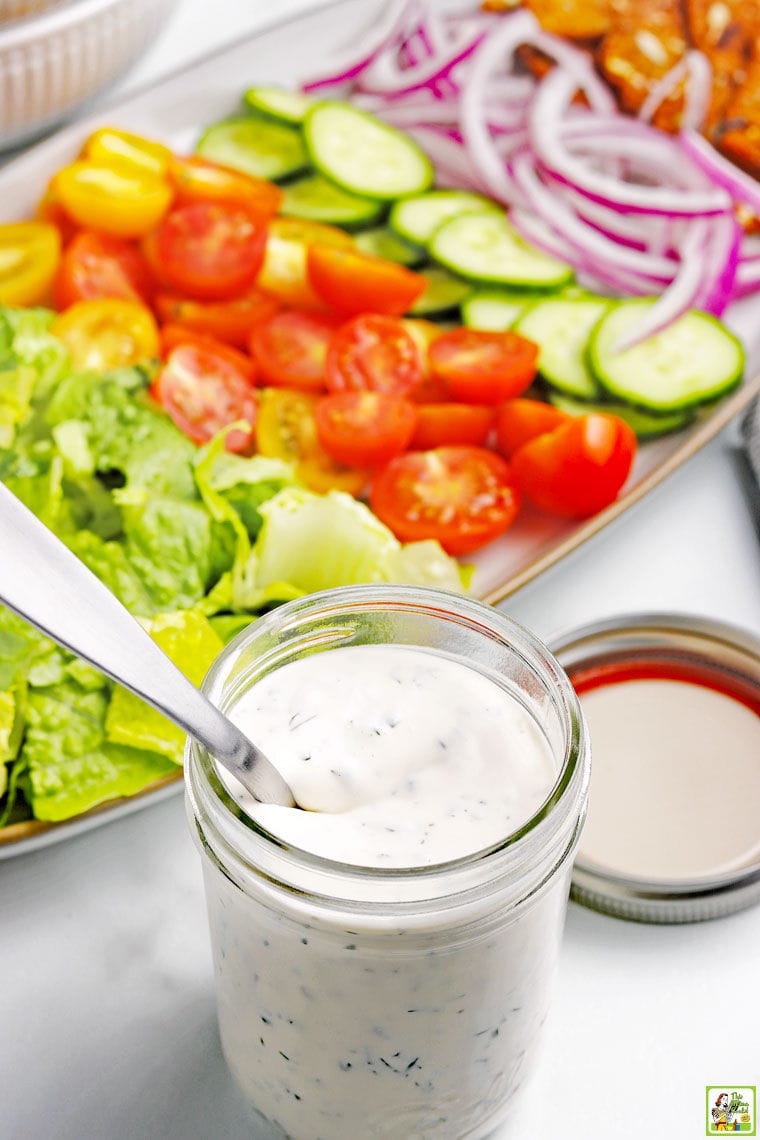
[
  {"left": 685, "top": 0, "right": 760, "bottom": 137},
  {"left": 597, "top": 0, "right": 688, "bottom": 131},
  {"left": 522, "top": 0, "right": 612, "bottom": 40},
  {"left": 716, "top": 53, "right": 760, "bottom": 177}
]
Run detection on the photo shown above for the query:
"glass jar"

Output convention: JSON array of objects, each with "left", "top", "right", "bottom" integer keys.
[{"left": 186, "top": 585, "right": 590, "bottom": 1140}]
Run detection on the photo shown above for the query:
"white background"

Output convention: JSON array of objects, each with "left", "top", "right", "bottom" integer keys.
[{"left": 3, "top": 2, "right": 760, "bottom": 1138}]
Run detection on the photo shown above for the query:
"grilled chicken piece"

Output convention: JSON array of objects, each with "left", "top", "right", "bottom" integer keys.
[
  {"left": 597, "top": 0, "right": 688, "bottom": 131},
  {"left": 715, "top": 51, "right": 760, "bottom": 179},
  {"left": 522, "top": 0, "right": 612, "bottom": 40},
  {"left": 685, "top": 0, "right": 759, "bottom": 136}
]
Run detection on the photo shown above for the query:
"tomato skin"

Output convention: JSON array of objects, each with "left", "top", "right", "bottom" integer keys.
[
  {"left": 326, "top": 314, "right": 425, "bottom": 396},
  {"left": 307, "top": 245, "right": 426, "bottom": 317},
  {"left": 315, "top": 392, "right": 418, "bottom": 468},
  {"left": 0, "top": 221, "right": 61, "bottom": 307},
  {"left": 168, "top": 154, "right": 283, "bottom": 216},
  {"left": 51, "top": 298, "right": 159, "bottom": 371},
  {"left": 152, "top": 201, "right": 268, "bottom": 300},
  {"left": 428, "top": 328, "right": 539, "bottom": 404},
  {"left": 83, "top": 128, "right": 172, "bottom": 179},
  {"left": 159, "top": 323, "right": 257, "bottom": 383},
  {"left": 510, "top": 413, "right": 637, "bottom": 518},
  {"left": 494, "top": 399, "right": 569, "bottom": 458},
  {"left": 52, "top": 161, "right": 173, "bottom": 239},
  {"left": 250, "top": 310, "right": 339, "bottom": 392},
  {"left": 370, "top": 445, "right": 521, "bottom": 556},
  {"left": 53, "top": 231, "right": 155, "bottom": 310},
  {"left": 411, "top": 403, "right": 495, "bottom": 450},
  {"left": 155, "top": 288, "right": 280, "bottom": 347},
  {"left": 151, "top": 343, "right": 257, "bottom": 453},
  {"left": 256, "top": 218, "right": 353, "bottom": 311}
]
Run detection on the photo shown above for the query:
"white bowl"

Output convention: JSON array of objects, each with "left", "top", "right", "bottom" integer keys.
[{"left": 0, "top": 0, "right": 177, "bottom": 150}]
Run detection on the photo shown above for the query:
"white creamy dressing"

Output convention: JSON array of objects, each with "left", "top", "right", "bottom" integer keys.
[
  {"left": 578, "top": 677, "right": 760, "bottom": 879},
  {"left": 227, "top": 643, "right": 558, "bottom": 867}
]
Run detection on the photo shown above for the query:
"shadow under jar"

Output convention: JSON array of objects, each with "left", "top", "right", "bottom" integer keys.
[{"left": 186, "top": 585, "right": 590, "bottom": 1140}]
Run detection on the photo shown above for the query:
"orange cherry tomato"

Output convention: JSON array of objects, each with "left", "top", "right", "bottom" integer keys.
[
  {"left": 255, "top": 388, "right": 368, "bottom": 496},
  {"left": 494, "top": 399, "right": 570, "bottom": 459},
  {"left": 428, "top": 328, "right": 538, "bottom": 404},
  {"left": 51, "top": 298, "right": 159, "bottom": 372},
  {"left": 155, "top": 289, "right": 280, "bottom": 348},
  {"left": 306, "top": 245, "right": 426, "bottom": 317},
  {"left": 82, "top": 128, "right": 172, "bottom": 179},
  {"left": 168, "top": 154, "right": 283, "bottom": 217},
  {"left": 0, "top": 222, "right": 61, "bottom": 306},
  {"left": 159, "top": 323, "right": 257, "bottom": 383},
  {"left": 510, "top": 413, "right": 637, "bottom": 519},
  {"left": 326, "top": 314, "right": 425, "bottom": 396},
  {"left": 315, "top": 391, "right": 418, "bottom": 468},
  {"left": 151, "top": 200, "right": 268, "bottom": 300},
  {"left": 410, "top": 403, "right": 495, "bottom": 450},
  {"left": 52, "top": 160, "right": 173, "bottom": 239},
  {"left": 256, "top": 218, "right": 354, "bottom": 310},
  {"left": 250, "top": 310, "right": 339, "bottom": 391},
  {"left": 151, "top": 343, "right": 257, "bottom": 453},
  {"left": 53, "top": 230, "right": 155, "bottom": 310},
  {"left": 370, "top": 446, "right": 521, "bottom": 556}
]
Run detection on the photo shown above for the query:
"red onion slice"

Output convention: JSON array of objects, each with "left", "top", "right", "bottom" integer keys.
[
  {"left": 681, "top": 129, "right": 760, "bottom": 215},
  {"left": 638, "top": 50, "right": 713, "bottom": 133}
]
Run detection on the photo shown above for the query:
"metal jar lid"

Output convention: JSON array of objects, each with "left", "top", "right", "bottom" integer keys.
[{"left": 549, "top": 612, "right": 760, "bottom": 924}]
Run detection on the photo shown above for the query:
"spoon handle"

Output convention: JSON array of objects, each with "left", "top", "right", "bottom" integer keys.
[{"left": 0, "top": 482, "right": 293, "bottom": 806}]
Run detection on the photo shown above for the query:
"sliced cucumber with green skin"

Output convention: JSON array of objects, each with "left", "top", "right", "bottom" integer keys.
[
  {"left": 353, "top": 227, "right": 426, "bottom": 267},
  {"left": 244, "top": 86, "right": 313, "bottom": 124},
  {"left": 304, "top": 101, "right": 434, "bottom": 200},
  {"left": 407, "top": 267, "right": 472, "bottom": 317},
  {"left": 196, "top": 117, "right": 309, "bottom": 182},
  {"left": 389, "top": 190, "right": 500, "bottom": 247},
  {"left": 461, "top": 289, "right": 535, "bottom": 331},
  {"left": 280, "top": 173, "right": 385, "bottom": 228},
  {"left": 589, "top": 300, "right": 745, "bottom": 412},
  {"left": 514, "top": 297, "right": 612, "bottom": 399},
  {"left": 430, "top": 213, "right": 574, "bottom": 289},
  {"left": 549, "top": 392, "right": 695, "bottom": 439}
]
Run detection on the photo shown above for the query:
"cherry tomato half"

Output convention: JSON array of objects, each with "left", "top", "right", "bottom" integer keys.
[
  {"left": 82, "top": 128, "right": 172, "bottom": 179},
  {"left": 315, "top": 391, "right": 418, "bottom": 468},
  {"left": 494, "top": 399, "right": 569, "bottom": 459},
  {"left": 410, "top": 403, "right": 495, "bottom": 450},
  {"left": 155, "top": 288, "right": 279, "bottom": 347},
  {"left": 151, "top": 343, "right": 257, "bottom": 453},
  {"left": 510, "top": 412, "right": 637, "bottom": 519},
  {"left": 52, "top": 160, "right": 173, "bottom": 239},
  {"left": 429, "top": 328, "right": 539, "bottom": 404},
  {"left": 326, "top": 314, "right": 425, "bottom": 396},
  {"left": 151, "top": 201, "right": 268, "bottom": 300},
  {"left": 53, "top": 231, "right": 155, "bottom": 310},
  {"left": 307, "top": 245, "right": 426, "bottom": 317},
  {"left": 168, "top": 154, "right": 283, "bottom": 217},
  {"left": 51, "top": 298, "right": 159, "bottom": 372},
  {"left": 0, "top": 221, "right": 61, "bottom": 306},
  {"left": 256, "top": 218, "right": 353, "bottom": 311},
  {"left": 250, "top": 310, "right": 339, "bottom": 391},
  {"left": 159, "top": 323, "right": 257, "bottom": 383},
  {"left": 370, "top": 446, "right": 521, "bottom": 556}
]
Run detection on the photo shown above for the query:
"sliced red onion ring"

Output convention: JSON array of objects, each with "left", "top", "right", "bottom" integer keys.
[
  {"left": 695, "top": 213, "right": 742, "bottom": 315},
  {"left": 681, "top": 129, "right": 760, "bottom": 215},
  {"left": 639, "top": 50, "right": 713, "bottom": 133},
  {"left": 301, "top": 0, "right": 420, "bottom": 92}
]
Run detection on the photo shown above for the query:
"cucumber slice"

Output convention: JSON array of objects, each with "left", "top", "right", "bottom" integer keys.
[
  {"left": 430, "top": 213, "right": 574, "bottom": 289},
  {"left": 304, "top": 101, "right": 434, "bottom": 200},
  {"left": 589, "top": 300, "right": 745, "bottom": 411},
  {"left": 389, "top": 190, "right": 499, "bottom": 246},
  {"left": 514, "top": 297, "right": 612, "bottom": 399},
  {"left": 243, "top": 86, "right": 313, "bottom": 124},
  {"left": 280, "top": 173, "right": 384, "bottom": 228},
  {"left": 407, "top": 267, "right": 472, "bottom": 317},
  {"left": 353, "top": 227, "right": 426, "bottom": 266},
  {"left": 549, "top": 393, "right": 694, "bottom": 439},
  {"left": 461, "top": 289, "right": 534, "bottom": 331},
  {"left": 196, "top": 117, "right": 309, "bottom": 182}
]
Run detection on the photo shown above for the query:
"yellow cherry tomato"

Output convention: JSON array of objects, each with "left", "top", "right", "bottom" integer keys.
[
  {"left": 256, "top": 388, "right": 368, "bottom": 496},
  {"left": 0, "top": 221, "right": 61, "bottom": 306},
  {"left": 82, "top": 127, "right": 172, "bottom": 179},
  {"left": 51, "top": 298, "right": 159, "bottom": 372},
  {"left": 257, "top": 218, "right": 354, "bottom": 310},
  {"left": 53, "top": 160, "right": 173, "bottom": 239}
]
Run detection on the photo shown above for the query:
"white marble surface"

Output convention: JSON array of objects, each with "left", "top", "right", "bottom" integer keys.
[{"left": 3, "top": 3, "right": 760, "bottom": 1138}]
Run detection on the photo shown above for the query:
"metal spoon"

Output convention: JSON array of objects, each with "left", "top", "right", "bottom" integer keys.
[{"left": 0, "top": 482, "right": 295, "bottom": 807}]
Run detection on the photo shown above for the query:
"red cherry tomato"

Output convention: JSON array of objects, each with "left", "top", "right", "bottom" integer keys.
[
  {"left": 150, "top": 343, "right": 257, "bottom": 453},
  {"left": 167, "top": 154, "right": 283, "bottom": 217},
  {"left": 428, "top": 328, "right": 538, "bottom": 404},
  {"left": 494, "top": 399, "right": 570, "bottom": 458},
  {"left": 53, "top": 230, "right": 155, "bottom": 310},
  {"left": 510, "top": 412, "right": 637, "bottom": 518},
  {"left": 307, "top": 244, "right": 426, "bottom": 317},
  {"left": 151, "top": 201, "right": 268, "bottom": 300},
  {"left": 370, "top": 445, "right": 521, "bottom": 555},
  {"left": 315, "top": 391, "right": 418, "bottom": 468},
  {"left": 326, "top": 314, "right": 424, "bottom": 396},
  {"left": 158, "top": 323, "right": 257, "bottom": 383},
  {"left": 410, "top": 403, "right": 495, "bottom": 450},
  {"left": 155, "top": 288, "right": 279, "bottom": 347},
  {"left": 250, "top": 310, "right": 339, "bottom": 392}
]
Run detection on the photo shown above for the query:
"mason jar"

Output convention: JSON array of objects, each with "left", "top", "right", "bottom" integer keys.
[{"left": 186, "top": 585, "right": 590, "bottom": 1140}]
